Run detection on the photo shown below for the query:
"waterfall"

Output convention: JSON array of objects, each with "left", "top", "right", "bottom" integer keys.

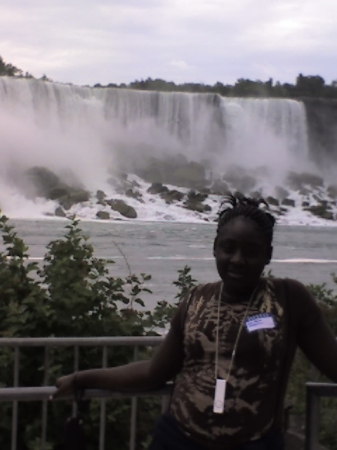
[
  {"left": 0, "top": 77, "right": 310, "bottom": 174},
  {"left": 219, "top": 97, "right": 309, "bottom": 172},
  {"left": 2, "top": 76, "right": 331, "bottom": 221}
]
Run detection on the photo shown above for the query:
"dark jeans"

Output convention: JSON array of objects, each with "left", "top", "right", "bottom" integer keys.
[{"left": 148, "top": 414, "right": 284, "bottom": 450}]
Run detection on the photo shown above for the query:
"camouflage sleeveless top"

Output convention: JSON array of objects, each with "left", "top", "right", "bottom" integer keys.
[{"left": 168, "top": 279, "right": 286, "bottom": 449}]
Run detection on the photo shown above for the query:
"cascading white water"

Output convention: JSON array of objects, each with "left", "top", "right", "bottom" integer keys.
[
  {"left": 219, "top": 97, "right": 309, "bottom": 172},
  {"left": 0, "top": 76, "right": 315, "bottom": 219}
]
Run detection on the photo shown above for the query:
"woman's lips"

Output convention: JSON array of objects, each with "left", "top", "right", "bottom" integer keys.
[{"left": 227, "top": 270, "right": 246, "bottom": 279}]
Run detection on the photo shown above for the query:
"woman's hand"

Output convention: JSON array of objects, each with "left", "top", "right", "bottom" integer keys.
[{"left": 50, "top": 373, "right": 76, "bottom": 400}]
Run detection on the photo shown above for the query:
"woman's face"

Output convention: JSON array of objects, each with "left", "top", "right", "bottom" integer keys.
[{"left": 213, "top": 216, "right": 272, "bottom": 295}]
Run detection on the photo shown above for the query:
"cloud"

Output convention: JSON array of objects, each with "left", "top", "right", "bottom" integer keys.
[
  {"left": 0, "top": 0, "right": 336, "bottom": 85},
  {"left": 168, "top": 60, "right": 189, "bottom": 70}
]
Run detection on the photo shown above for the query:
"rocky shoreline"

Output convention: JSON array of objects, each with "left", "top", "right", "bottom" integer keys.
[{"left": 5, "top": 158, "right": 336, "bottom": 225}]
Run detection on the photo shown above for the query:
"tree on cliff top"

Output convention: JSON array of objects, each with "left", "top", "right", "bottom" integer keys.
[{"left": 0, "top": 55, "right": 22, "bottom": 77}]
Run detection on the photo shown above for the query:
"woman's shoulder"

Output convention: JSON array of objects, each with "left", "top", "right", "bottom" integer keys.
[
  {"left": 269, "top": 277, "right": 311, "bottom": 295},
  {"left": 269, "top": 277, "right": 322, "bottom": 324}
]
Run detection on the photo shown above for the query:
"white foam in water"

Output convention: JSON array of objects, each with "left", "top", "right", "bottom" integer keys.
[
  {"left": 0, "top": 77, "right": 336, "bottom": 226},
  {"left": 274, "top": 258, "right": 337, "bottom": 264}
]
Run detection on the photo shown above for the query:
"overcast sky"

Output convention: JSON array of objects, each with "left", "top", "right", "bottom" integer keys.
[{"left": 0, "top": 0, "right": 336, "bottom": 87}]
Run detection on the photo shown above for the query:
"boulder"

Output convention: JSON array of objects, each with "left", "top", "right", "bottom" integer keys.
[
  {"left": 54, "top": 206, "right": 66, "bottom": 218},
  {"left": 184, "top": 202, "right": 212, "bottom": 213},
  {"left": 160, "top": 189, "right": 185, "bottom": 204},
  {"left": 48, "top": 187, "right": 71, "bottom": 200},
  {"left": 234, "top": 191, "right": 245, "bottom": 201},
  {"left": 58, "top": 190, "right": 90, "bottom": 210},
  {"left": 306, "top": 205, "right": 334, "bottom": 220},
  {"left": 187, "top": 190, "right": 208, "bottom": 203},
  {"left": 25, "top": 166, "right": 61, "bottom": 196},
  {"left": 250, "top": 190, "right": 263, "bottom": 200},
  {"left": 125, "top": 188, "right": 143, "bottom": 202},
  {"left": 107, "top": 199, "right": 137, "bottom": 219},
  {"left": 147, "top": 183, "right": 169, "bottom": 195},
  {"left": 281, "top": 198, "right": 295, "bottom": 207},
  {"left": 266, "top": 196, "right": 279, "bottom": 206},
  {"left": 96, "top": 211, "right": 110, "bottom": 220},
  {"left": 327, "top": 184, "right": 337, "bottom": 198},
  {"left": 96, "top": 190, "right": 106, "bottom": 202}
]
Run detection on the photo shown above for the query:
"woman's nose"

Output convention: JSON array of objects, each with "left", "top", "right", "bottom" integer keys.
[{"left": 230, "top": 249, "right": 245, "bottom": 264}]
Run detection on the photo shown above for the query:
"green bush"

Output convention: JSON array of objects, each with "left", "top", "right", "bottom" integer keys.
[{"left": 0, "top": 214, "right": 189, "bottom": 450}]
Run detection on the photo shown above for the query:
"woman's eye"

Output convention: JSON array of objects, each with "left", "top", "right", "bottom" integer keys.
[
  {"left": 220, "top": 243, "right": 235, "bottom": 253},
  {"left": 244, "top": 246, "right": 260, "bottom": 258}
]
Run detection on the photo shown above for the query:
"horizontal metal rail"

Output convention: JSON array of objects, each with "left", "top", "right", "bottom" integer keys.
[
  {"left": 0, "top": 336, "right": 164, "bottom": 347},
  {"left": 0, "top": 384, "right": 173, "bottom": 402},
  {"left": 0, "top": 336, "right": 166, "bottom": 450},
  {"left": 305, "top": 382, "right": 337, "bottom": 450}
]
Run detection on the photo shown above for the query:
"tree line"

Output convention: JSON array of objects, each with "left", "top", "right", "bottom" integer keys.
[
  {"left": 1, "top": 54, "right": 337, "bottom": 98},
  {"left": 100, "top": 74, "right": 337, "bottom": 99}
]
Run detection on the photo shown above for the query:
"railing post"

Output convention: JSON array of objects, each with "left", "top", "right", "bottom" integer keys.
[
  {"left": 72, "top": 346, "right": 79, "bottom": 417},
  {"left": 11, "top": 346, "right": 20, "bottom": 450},
  {"left": 305, "top": 384, "right": 320, "bottom": 450},
  {"left": 130, "top": 346, "right": 138, "bottom": 450},
  {"left": 99, "top": 346, "right": 108, "bottom": 450},
  {"left": 41, "top": 347, "right": 50, "bottom": 450}
]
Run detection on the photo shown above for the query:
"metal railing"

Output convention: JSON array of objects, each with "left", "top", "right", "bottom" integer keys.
[
  {"left": 305, "top": 382, "right": 337, "bottom": 450},
  {"left": 1, "top": 337, "right": 336, "bottom": 450},
  {"left": 0, "top": 336, "right": 168, "bottom": 450}
]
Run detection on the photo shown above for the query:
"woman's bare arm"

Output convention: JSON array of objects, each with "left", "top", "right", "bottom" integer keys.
[{"left": 52, "top": 325, "right": 184, "bottom": 399}]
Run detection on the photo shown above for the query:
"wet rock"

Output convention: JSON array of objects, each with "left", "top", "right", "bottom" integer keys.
[
  {"left": 187, "top": 190, "right": 208, "bottom": 203},
  {"left": 54, "top": 206, "right": 66, "bottom": 217},
  {"left": 250, "top": 190, "right": 263, "bottom": 200},
  {"left": 266, "top": 196, "right": 279, "bottom": 206},
  {"left": 58, "top": 190, "right": 90, "bottom": 210},
  {"left": 125, "top": 188, "right": 143, "bottom": 202},
  {"left": 160, "top": 189, "right": 185, "bottom": 204},
  {"left": 147, "top": 183, "right": 169, "bottom": 195},
  {"left": 96, "top": 190, "right": 106, "bottom": 202},
  {"left": 327, "top": 185, "right": 337, "bottom": 198},
  {"left": 48, "top": 187, "right": 70, "bottom": 200},
  {"left": 281, "top": 198, "right": 295, "bottom": 207},
  {"left": 26, "top": 166, "right": 61, "bottom": 196},
  {"left": 306, "top": 204, "right": 334, "bottom": 220},
  {"left": 107, "top": 199, "right": 137, "bottom": 219},
  {"left": 234, "top": 191, "right": 245, "bottom": 200},
  {"left": 96, "top": 211, "right": 110, "bottom": 220},
  {"left": 184, "top": 202, "right": 211, "bottom": 213},
  {"left": 134, "top": 155, "right": 206, "bottom": 189}
]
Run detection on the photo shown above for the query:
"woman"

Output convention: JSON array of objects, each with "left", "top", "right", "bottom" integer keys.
[{"left": 53, "top": 196, "right": 337, "bottom": 450}]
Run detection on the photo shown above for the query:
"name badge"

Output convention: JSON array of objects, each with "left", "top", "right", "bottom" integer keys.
[{"left": 245, "top": 313, "right": 275, "bottom": 332}]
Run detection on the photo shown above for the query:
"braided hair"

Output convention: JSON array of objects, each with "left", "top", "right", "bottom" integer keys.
[{"left": 216, "top": 195, "right": 276, "bottom": 247}]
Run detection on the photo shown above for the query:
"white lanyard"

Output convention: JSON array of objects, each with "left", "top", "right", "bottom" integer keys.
[{"left": 213, "top": 281, "right": 260, "bottom": 414}]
